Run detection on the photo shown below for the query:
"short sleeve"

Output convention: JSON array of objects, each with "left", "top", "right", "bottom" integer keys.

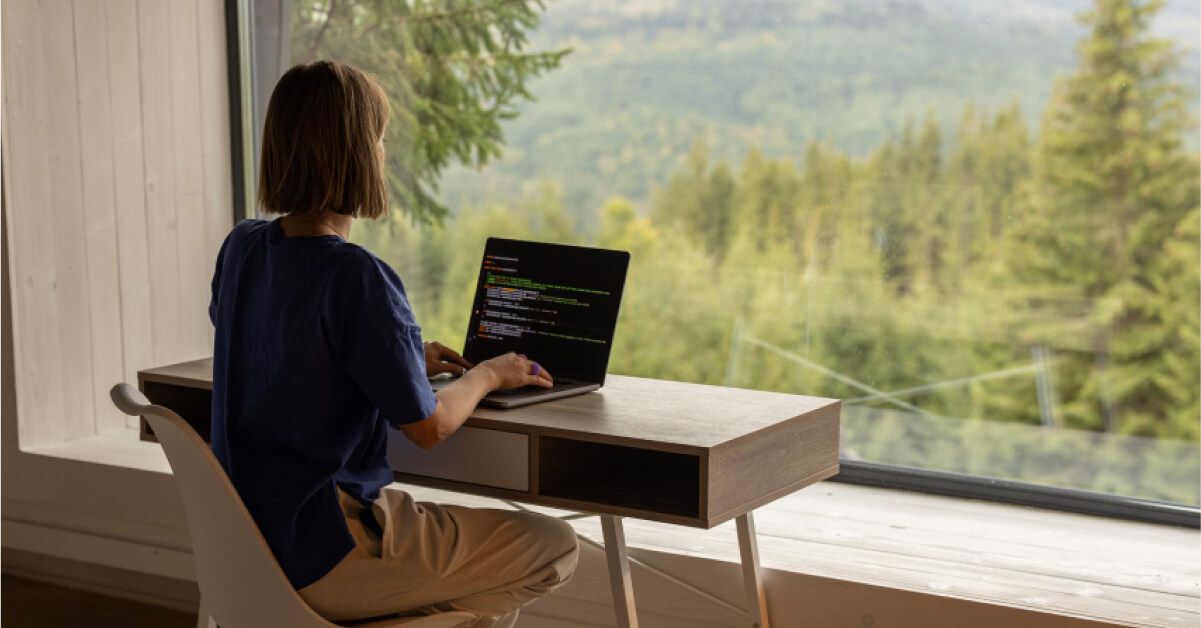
[
  {"left": 324, "top": 250, "right": 438, "bottom": 427},
  {"left": 209, "top": 234, "right": 230, "bottom": 326}
]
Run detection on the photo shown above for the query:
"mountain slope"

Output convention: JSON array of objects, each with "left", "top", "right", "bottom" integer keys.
[{"left": 440, "top": 0, "right": 1199, "bottom": 218}]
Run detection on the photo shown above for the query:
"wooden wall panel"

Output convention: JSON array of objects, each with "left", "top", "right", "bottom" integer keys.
[
  {"left": 73, "top": 0, "right": 127, "bottom": 434},
  {"left": 168, "top": 0, "right": 212, "bottom": 361},
  {"left": 105, "top": 0, "right": 155, "bottom": 429},
  {"left": 42, "top": 0, "right": 95, "bottom": 442},
  {"left": 198, "top": 0, "right": 235, "bottom": 349},
  {"left": 1, "top": 0, "right": 234, "bottom": 445},
  {"left": 2, "top": 0, "right": 68, "bottom": 447},
  {"left": 136, "top": 0, "right": 182, "bottom": 368}
]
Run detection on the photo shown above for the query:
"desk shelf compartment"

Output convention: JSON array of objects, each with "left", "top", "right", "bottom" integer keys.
[
  {"left": 537, "top": 437, "right": 701, "bottom": 519},
  {"left": 140, "top": 381, "right": 213, "bottom": 443}
]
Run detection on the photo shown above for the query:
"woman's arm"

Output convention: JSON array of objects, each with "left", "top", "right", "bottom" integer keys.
[{"left": 401, "top": 352, "right": 553, "bottom": 449}]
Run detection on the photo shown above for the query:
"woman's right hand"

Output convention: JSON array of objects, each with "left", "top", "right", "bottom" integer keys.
[{"left": 478, "top": 352, "right": 554, "bottom": 391}]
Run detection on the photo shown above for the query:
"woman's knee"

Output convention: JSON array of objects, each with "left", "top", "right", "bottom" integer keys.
[
  {"left": 546, "top": 516, "right": 579, "bottom": 558},
  {"left": 527, "top": 515, "right": 578, "bottom": 589},
  {"left": 512, "top": 511, "right": 579, "bottom": 562}
]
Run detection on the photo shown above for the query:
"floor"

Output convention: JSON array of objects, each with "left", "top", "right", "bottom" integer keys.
[
  {"left": 4, "top": 478, "right": 1195, "bottom": 626},
  {"left": 1, "top": 576, "right": 194, "bottom": 628},
  {"left": 406, "top": 481, "right": 1200, "bottom": 627}
]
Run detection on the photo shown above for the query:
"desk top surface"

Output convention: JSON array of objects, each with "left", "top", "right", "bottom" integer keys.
[{"left": 141, "top": 357, "right": 839, "bottom": 452}]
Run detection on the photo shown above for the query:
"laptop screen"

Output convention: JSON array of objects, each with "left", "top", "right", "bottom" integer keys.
[{"left": 461, "top": 237, "right": 630, "bottom": 384}]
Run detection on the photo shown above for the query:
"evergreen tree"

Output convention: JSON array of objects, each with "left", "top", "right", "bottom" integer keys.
[
  {"left": 865, "top": 138, "right": 909, "bottom": 285},
  {"left": 653, "top": 140, "right": 736, "bottom": 259},
  {"left": 797, "top": 141, "right": 855, "bottom": 271},
  {"left": 733, "top": 148, "right": 802, "bottom": 252},
  {"left": 1014, "top": 0, "right": 1199, "bottom": 436},
  {"left": 911, "top": 113, "right": 949, "bottom": 289},
  {"left": 946, "top": 103, "right": 1031, "bottom": 272},
  {"left": 867, "top": 116, "right": 946, "bottom": 292},
  {"left": 293, "top": 0, "right": 569, "bottom": 223},
  {"left": 1110, "top": 208, "right": 1201, "bottom": 439}
]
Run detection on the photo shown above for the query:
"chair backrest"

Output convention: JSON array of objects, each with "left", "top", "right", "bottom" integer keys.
[{"left": 111, "top": 384, "right": 331, "bottom": 627}]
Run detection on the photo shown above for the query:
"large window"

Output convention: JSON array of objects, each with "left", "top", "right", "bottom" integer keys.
[{"left": 253, "top": 1, "right": 1201, "bottom": 514}]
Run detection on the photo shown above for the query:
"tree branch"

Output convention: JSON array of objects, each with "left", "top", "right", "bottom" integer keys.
[{"left": 306, "top": 0, "right": 339, "bottom": 61}]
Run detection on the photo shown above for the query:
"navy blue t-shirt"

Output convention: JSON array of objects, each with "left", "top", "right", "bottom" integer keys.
[{"left": 208, "top": 218, "right": 438, "bottom": 589}]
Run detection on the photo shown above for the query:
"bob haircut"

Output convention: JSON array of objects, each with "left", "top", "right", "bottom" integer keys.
[{"left": 257, "top": 61, "right": 391, "bottom": 218}]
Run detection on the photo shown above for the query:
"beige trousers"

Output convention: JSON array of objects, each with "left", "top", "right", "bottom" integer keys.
[{"left": 299, "top": 488, "right": 579, "bottom": 628}]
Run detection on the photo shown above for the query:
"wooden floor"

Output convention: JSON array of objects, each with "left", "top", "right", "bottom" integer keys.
[{"left": 1, "top": 576, "right": 194, "bottom": 628}]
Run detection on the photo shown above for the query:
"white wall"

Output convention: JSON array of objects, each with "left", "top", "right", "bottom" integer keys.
[
  {"left": 1, "top": 0, "right": 229, "bottom": 601},
  {"left": 2, "top": 0, "right": 233, "bottom": 447}
]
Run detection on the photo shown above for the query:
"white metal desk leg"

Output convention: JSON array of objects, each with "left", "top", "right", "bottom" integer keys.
[
  {"left": 601, "top": 514, "right": 639, "bottom": 628},
  {"left": 737, "top": 512, "right": 770, "bottom": 628}
]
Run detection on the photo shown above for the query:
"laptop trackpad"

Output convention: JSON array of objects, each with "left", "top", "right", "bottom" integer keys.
[
  {"left": 429, "top": 375, "right": 598, "bottom": 408},
  {"left": 482, "top": 382, "right": 599, "bottom": 408}
]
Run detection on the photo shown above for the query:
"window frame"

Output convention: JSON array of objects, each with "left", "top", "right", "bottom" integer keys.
[
  {"left": 835, "top": 460, "right": 1199, "bottom": 528},
  {"left": 225, "top": 0, "right": 255, "bottom": 222}
]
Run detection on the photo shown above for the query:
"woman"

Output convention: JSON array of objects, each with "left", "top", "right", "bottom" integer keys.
[{"left": 208, "top": 60, "right": 578, "bottom": 628}]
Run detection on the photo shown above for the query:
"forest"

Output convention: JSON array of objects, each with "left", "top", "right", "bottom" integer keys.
[{"left": 290, "top": 0, "right": 1200, "bottom": 505}]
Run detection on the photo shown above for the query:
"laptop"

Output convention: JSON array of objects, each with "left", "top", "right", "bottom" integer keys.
[{"left": 430, "top": 237, "right": 631, "bottom": 408}]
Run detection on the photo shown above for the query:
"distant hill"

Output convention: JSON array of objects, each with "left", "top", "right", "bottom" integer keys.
[{"left": 439, "top": 0, "right": 1200, "bottom": 220}]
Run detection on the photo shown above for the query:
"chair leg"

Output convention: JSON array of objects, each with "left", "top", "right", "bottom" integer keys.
[{"left": 197, "top": 598, "right": 216, "bottom": 628}]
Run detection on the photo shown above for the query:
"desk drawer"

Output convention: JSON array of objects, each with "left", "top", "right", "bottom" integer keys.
[{"left": 387, "top": 426, "right": 529, "bottom": 492}]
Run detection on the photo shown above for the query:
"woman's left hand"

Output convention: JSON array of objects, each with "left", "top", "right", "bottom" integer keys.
[{"left": 423, "top": 341, "right": 473, "bottom": 377}]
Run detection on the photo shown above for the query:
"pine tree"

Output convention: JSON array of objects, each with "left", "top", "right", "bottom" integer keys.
[
  {"left": 865, "top": 138, "right": 907, "bottom": 285},
  {"left": 947, "top": 103, "right": 1031, "bottom": 272},
  {"left": 293, "top": 0, "right": 569, "bottom": 223},
  {"left": 797, "top": 141, "right": 855, "bottom": 271},
  {"left": 911, "top": 113, "right": 949, "bottom": 289},
  {"left": 867, "top": 116, "right": 946, "bottom": 292},
  {"left": 733, "top": 148, "right": 802, "bottom": 253},
  {"left": 1014, "top": 0, "right": 1199, "bottom": 436},
  {"left": 653, "top": 140, "right": 736, "bottom": 259}
]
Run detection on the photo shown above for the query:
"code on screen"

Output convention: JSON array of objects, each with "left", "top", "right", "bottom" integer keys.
[{"left": 463, "top": 239, "right": 630, "bottom": 382}]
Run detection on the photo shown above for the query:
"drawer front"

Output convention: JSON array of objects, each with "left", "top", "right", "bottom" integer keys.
[{"left": 387, "top": 426, "right": 529, "bottom": 492}]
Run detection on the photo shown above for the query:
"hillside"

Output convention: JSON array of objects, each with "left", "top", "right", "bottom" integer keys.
[{"left": 439, "top": 0, "right": 1200, "bottom": 218}]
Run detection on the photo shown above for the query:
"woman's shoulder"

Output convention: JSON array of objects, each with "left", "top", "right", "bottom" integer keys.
[
  {"left": 237, "top": 217, "right": 269, "bottom": 227},
  {"left": 222, "top": 218, "right": 271, "bottom": 248},
  {"left": 324, "top": 245, "right": 416, "bottom": 322},
  {"left": 233, "top": 217, "right": 271, "bottom": 234},
  {"left": 330, "top": 244, "right": 404, "bottom": 288},
  {"left": 213, "top": 219, "right": 270, "bottom": 263}
]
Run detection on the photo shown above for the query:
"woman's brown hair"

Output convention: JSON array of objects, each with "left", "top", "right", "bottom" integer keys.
[{"left": 257, "top": 61, "right": 391, "bottom": 218}]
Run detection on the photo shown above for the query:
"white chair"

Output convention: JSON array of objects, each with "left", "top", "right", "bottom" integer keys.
[{"left": 110, "top": 384, "right": 476, "bottom": 628}]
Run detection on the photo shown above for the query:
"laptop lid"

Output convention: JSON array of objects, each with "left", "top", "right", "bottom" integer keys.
[{"left": 461, "top": 237, "right": 630, "bottom": 385}]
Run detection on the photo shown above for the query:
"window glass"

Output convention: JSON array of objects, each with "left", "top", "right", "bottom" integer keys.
[{"left": 267, "top": 0, "right": 1201, "bottom": 506}]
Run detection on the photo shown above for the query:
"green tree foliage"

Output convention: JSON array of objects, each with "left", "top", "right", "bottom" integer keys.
[
  {"left": 731, "top": 149, "right": 802, "bottom": 251},
  {"left": 652, "top": 140, "right": 736, "bottom": 259},
  {"left": 1009, "top": 0, "right": 1200, "bottom": 436},
  {"left": 947, "top": 103, "right": 1031, "bottom": 267},
  {"left": 292, "top": 0, "right": 569, "bottom": 223},
  {"left": 1113, "top": 208, "right": 1201, "bottom": 440}
]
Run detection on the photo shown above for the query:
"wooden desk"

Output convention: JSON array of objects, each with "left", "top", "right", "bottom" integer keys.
[{"left": 139, "top": 358, "right": 841, "bottom": 628}]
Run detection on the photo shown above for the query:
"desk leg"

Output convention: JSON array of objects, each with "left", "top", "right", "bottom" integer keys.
[
  {"left": 601, "top": 515, "right": 639, "bottom": 628},
  {"left": 736, "top": 512, "right": 770, "bottom": 628}
]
